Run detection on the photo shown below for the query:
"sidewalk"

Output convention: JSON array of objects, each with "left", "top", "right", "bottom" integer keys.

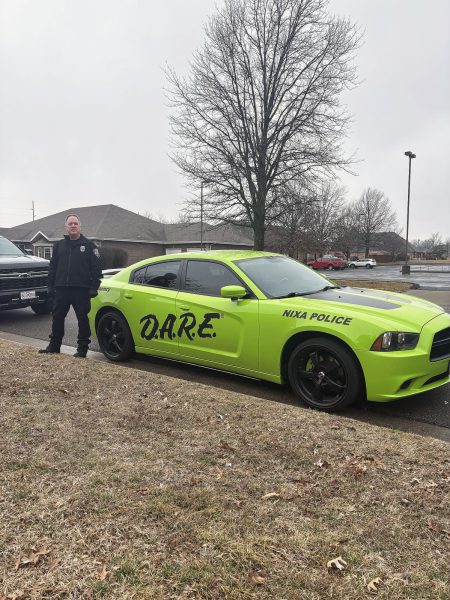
[{"left": 405, "top": 289, "right": 450, "bottom": 313}]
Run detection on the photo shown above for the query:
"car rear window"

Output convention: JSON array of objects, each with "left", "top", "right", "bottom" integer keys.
[{"left": 132, "top": 260, "right": 181, "bottom": 289}]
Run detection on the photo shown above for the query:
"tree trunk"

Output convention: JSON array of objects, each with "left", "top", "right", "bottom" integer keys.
[{"left": 253, "top": 225, "right": 265, "bottom": 250}]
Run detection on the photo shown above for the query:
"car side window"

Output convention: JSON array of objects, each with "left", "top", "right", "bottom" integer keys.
[
  {"left": 132, "top": 260, "right": 181, "bottom": 289},
  {"left": 185, "top": 260, "right": 243, "bottom": 296}
]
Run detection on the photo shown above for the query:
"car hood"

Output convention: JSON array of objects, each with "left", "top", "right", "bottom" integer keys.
[
  {"left": 0, "top": 255, "right": 49, "bottom": 269},
  {"left": 277, "top": 286, "right": 445, "bottom": 331}
]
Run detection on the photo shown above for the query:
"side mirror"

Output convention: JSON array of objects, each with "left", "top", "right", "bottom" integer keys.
[{"left": 220, "top": 285, "right": 247, "bottom": 300}]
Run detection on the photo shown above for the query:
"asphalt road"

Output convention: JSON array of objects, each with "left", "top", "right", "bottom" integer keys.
[
  {"left": 330, "top": 263, "right": 450, "bottom": 290},
  {"left": 1, "top": 306, "right": 449, "bottom": 442}
]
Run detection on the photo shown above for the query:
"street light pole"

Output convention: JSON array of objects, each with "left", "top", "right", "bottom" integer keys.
[{"left": 402, "top": 150, "right": 416, "bottom": 275}]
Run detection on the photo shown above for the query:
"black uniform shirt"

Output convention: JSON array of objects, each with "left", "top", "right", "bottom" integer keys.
[{"left": 49, "top": 234, "right": 102, "bottom": 290}]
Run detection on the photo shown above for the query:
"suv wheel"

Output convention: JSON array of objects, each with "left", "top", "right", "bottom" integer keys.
[{"left": 32, "top": 301, "right": 53, "bottom": 315}]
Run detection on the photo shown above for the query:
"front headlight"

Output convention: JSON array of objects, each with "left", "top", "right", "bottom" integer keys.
[{"left": 370, "top": 332, "right": 419, "bottom": 352}]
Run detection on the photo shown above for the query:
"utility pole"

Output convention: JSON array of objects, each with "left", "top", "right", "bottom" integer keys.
[{"left": 31, "top": 201, "right": 35, "bottom": 221}]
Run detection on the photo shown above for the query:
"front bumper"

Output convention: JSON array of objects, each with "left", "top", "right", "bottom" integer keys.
[
  {"left": 0, "top": 286, "right": 50, "bottom": 311},
  {"left": 360, "top": 312, "right": 450, "bottom": 402}
]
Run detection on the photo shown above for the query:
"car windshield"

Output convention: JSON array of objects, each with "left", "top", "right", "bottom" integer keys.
[
  {"left": 0, "top": 237, "right": 24, "bottom": 257},
  {"left": 234, "top": 255, "right": 338, "bottom": 298}
]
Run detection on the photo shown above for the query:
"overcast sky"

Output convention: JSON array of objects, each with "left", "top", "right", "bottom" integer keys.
[{"left": 0, "top": 0, "right": 449, "bottom": 240}]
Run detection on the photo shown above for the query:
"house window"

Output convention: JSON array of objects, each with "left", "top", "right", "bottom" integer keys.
[{"left": 36, "top": 246, "right": 53, "bottom": 259}]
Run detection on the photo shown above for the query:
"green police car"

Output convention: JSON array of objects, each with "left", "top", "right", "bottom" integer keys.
[{"left": 89, "top": 251, "right": 450, "bottom": 412}]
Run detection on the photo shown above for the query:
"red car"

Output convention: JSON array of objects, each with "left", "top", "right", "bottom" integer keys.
[{"left": 307, "top": 256, "right": 346, "bottom": 271}]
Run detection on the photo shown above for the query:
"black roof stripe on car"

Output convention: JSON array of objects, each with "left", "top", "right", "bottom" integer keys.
[
  {"left": 343, "top": 287, "right": 413, "bottom": 304},
  {"left": 305, "top": 288, "right": 400, "bottom": 310}
]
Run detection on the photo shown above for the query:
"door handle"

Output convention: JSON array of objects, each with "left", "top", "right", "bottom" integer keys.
[
  {"left": 124, "top": 293, "right": 133, "bottom": 299},
  {"left": 179, "top": 306, "right": 190, "bottom": 311}
]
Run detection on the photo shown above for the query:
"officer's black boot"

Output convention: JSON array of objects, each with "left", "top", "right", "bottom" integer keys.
[
  {"left": 73, "top": 347, "right": 88, "bottom": 358},
  {"left": 38, "top": 345, "right": 60, "bottom": 354}
]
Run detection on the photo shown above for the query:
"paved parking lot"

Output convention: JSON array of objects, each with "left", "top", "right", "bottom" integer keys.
[{"left": 329, "top": 264, "right": 450, "bottom": 290}]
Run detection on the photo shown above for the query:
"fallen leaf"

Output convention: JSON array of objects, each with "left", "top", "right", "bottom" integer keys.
[
  {"left": 327, "top": 556, "right": 347, "bottom": 571},
  {"left": 292, "top": 477, "right": 311, "bottom": 485},
  {"left": 15, "top": 546, "right": 50, "bottom": 569},
  {"left": 219, "top": 441, "right": 236, "bottom": 452},
  {"left": 97, "top": 565, "right": 109, "bottom": 581},
  {"left": 30, "top": 585, "right": 43, "bottom": 599},
  {"left": 249, "top": 571, "right": 266, "bottom": 585},
  {"left": 427, "top": 521, "right": 438, "bottom": 532},
  {"left": 14, "top": 554, "right": 22, "bottom": 571},
  {"left": 367, "top": 577, "right": 383, "bottom": 592},
  {"left": 215, "top": 466, "right": 223, "bottom": 480},
  {"left": 314, "top": 459, "right": 330, "bottom": 468},
  {"left": 48, "top": 557, "right": 61, "bottom": 569},
  {"left": 262, "top": 492, "right": 280, "bottom": 500}
]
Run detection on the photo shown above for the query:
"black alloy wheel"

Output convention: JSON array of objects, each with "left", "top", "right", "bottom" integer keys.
[
  {"left": 327, "top": 264, "right": 335, "bottom": 271},
  {"left": 97, "top": 311, "right": 134, "bottom": 361},
  {"left": 288, "top": 337, "right": 362, "bottom": 411},
  {"left": 349, "top": 264, "right": 356, "bottom": 269}
]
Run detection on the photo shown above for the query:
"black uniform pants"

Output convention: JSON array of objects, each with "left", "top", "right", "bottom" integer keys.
[{"left": 49, "top": 288, "right": 91, "bottom": 350}]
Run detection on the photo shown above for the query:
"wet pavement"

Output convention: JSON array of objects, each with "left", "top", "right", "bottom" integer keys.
[{"left": 329, "top": 264, "right": 450, "bottom": 290}]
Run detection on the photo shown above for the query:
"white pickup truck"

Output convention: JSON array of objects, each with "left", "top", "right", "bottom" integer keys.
[{"left": 348, "top": 258, "right": 377, "bottom": 269}]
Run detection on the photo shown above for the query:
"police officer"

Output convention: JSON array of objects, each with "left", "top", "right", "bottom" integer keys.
[{"left": 39, "top": 214, "right": 102, "bottom": 357}]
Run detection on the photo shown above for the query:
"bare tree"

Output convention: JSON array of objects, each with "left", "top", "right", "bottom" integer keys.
[
  {"left": 268, "top": 181, "right": 315, "bottom": 258},
  {"left": 429, "top": 232, "right": 443, "bottom": 257},
  {"left": 167, "top": 0, "right": 359, "bottom": 249},
  {"left": 304, "top": 181, "right": 346, "bottom": 256},
  {"left": 353, "top": 188, "right": 397, "bottom": 257},
  {"left": 332, "top": 205, "right": 359, "bottom": 259}
]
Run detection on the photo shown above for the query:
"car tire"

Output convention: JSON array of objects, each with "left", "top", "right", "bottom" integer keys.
[
  {"left": 366, "top": 264, "right": 372, "bottom": 269},
  {"left": 97, "top": 311, "right": 134, "bottom": 361},
  {"left": 287, "top": 337, "right": 362, "bottom": 411},
  {"left": 31, "top": 300, "right": 53, "bottom": 315},
  {"left": 349, "top": 264, "right": 356, "bottom": 269},
  {"left": 327, "top": 265, "right": 334, "bottom": 271}
]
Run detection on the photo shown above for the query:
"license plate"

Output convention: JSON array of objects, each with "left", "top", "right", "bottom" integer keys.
[{"left": 20, "top": 290, "right": 36, "bottom": 300}]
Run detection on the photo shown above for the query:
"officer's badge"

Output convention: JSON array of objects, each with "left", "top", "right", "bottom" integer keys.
[
  {"left": 93, "top": 248, "right": 100, "bottom": 257},
  {"left": 80, "top": 246, "right": 86, "bottom": 252}
]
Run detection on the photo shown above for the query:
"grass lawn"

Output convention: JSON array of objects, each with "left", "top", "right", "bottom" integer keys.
[
  {"left": 331, "top": 280, "right": 415, "bottom": 293},
  {"left": 0, "top": 340, "right": 448, "bottom": 599}
]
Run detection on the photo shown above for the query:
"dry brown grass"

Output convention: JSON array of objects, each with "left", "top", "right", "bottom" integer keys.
[
  {"left": 333, "top": 280, "right": 415, "bottom": 293},
  {"left": 0, "top": 340, "right": 449, "bottom": 599}
]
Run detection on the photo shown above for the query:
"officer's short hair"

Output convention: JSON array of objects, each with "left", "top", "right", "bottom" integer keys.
[{"left": 65, "top": 214, "right": 81, "bottom": 224}]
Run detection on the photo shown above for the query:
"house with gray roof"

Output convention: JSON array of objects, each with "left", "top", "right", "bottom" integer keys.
[{"left": 1, "top": 204, "right": 254, "bottom": 267}]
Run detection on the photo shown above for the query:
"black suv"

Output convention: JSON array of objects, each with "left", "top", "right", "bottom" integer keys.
[{"left": 0, "top": 236, "right": 52, "bottom": 314}]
